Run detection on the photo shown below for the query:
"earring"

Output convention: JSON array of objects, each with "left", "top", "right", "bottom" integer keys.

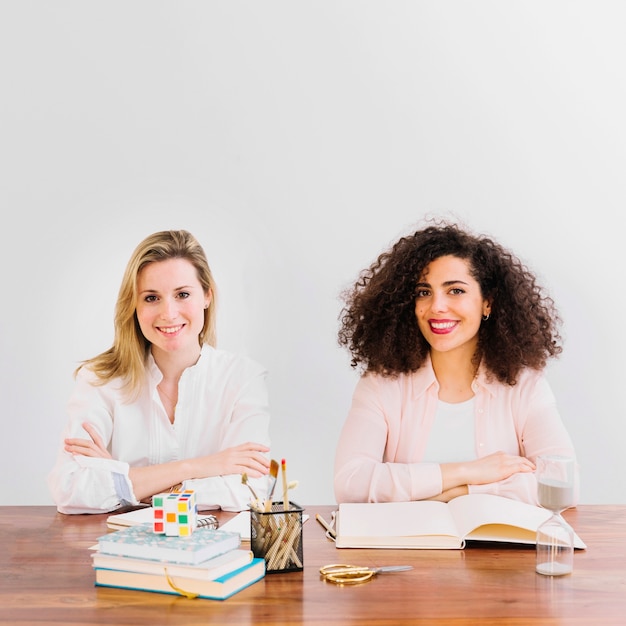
[{"left": 482, "top": 313, "right": 490, "bottom": 321}]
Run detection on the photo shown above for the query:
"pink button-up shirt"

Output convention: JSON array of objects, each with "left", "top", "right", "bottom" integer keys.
[{"left": 334, "top": 358, "right": 577, "bottom": 506}]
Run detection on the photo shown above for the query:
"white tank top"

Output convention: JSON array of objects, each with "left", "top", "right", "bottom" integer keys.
[{"left": 422, "top": 398, "right": 476, "bottom": 463}]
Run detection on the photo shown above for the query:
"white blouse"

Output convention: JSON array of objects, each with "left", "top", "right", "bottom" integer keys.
[
  {"left": 48, "top": 346, "right": 271, "bottom": 514},
  {"left": 422, "top": 398, "right": 476, "bottom": 464}
]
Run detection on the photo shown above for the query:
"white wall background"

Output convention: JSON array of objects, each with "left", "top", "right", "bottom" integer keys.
[{"left": 1, "top": 1, "right": 624, "bottom": 506}]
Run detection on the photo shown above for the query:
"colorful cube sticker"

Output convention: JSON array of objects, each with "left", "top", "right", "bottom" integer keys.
[{"left": 152, "top": 490, "right": 197, "bottom": 536}]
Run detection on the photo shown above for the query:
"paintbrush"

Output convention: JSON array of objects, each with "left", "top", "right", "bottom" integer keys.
[
  {"left": 264, "top": 459, "right": 279, "bottom": 512},
  {"left": 241, "top": 473, "right": 259, "bottom": 505}
]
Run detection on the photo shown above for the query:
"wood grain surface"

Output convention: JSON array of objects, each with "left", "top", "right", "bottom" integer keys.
[{"left": 1, "top": 505, "right": 625, "bottom": 625}]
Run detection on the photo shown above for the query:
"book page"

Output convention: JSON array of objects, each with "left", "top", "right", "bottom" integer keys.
[
  {"left": 220, "top": 512, "right": 251, "bottom": 541},
  {"left": 448, "top": 494, "right": 586, "bottom": 548},
  {"left": 219, "top": 512, "right": 309, "bottom": 542},
  {"left": 337, "top": 501, "right": 463, "bottom": 548},
  {"left": 447, "top": 494, "right": 554, "bottom": 544}
]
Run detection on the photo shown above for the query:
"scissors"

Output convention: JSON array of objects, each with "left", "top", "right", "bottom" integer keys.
[{"left": 320, "top": 563, "right": 413, "bottom": 585}]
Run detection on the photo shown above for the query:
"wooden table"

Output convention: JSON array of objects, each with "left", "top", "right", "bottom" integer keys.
[{"left": 1, "top": 505, "right": 625, "bottom": 625}]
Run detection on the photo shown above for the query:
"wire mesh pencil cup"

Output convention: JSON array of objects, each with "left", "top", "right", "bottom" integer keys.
[{"left": 250, "top": 501, "right": 304, "bottom": 573}]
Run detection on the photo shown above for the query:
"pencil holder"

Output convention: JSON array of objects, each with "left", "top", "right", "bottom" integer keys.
[{"left": 250, "top": 501, "right": 304, "bottom": 574}]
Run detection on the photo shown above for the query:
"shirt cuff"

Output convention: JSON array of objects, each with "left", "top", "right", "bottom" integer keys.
[
  {"left": 408, "top": 462, "right": 443, "bottom": 500},
  {"left": 74, "top": 455, "right": 139, "bottom": 506}
]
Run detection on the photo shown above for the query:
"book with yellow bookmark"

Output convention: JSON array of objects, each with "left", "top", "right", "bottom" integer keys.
[{"left": 94, "top": 557, "right": 265, "bottom": 600}]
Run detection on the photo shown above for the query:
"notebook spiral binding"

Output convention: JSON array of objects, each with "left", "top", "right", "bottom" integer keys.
[{"left": 196, "top": 514, "right": 219, "bottom": 530}]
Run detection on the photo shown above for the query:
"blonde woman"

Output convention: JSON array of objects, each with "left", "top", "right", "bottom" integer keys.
[{"left": 48, "top": 230, "right": 270, "bottom": 514}]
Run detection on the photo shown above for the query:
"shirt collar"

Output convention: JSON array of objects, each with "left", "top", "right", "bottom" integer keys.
[
  {"left": 411, "top": 354, "right": 499, "bottom": 399},
  {"left": 146, "top": 345, "right": 208, "bottom": 385}
]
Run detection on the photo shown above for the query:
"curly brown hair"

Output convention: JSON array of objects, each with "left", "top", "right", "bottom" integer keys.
[{"left": 338, "top": 220, "right": 562, "bottom": 385}]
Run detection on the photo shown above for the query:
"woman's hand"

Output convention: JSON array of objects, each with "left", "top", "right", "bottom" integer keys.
[
  {"left": 129, "top": 442, "right": 271, "bottom": 502},
  {"left": 64, "top": 422, "right": 112, "bottom": 459},
  {"left": 426, "top": 485, "right": 469, "bottom": 502},
  {"left": 465, "top": 451, "right": 535, "bottom": 484},
  {"left": 442, "top": 451, "right": 535, "bottom": 492},
  {"left": 193, "top": 442, "right": 271, "bottom": 479}
]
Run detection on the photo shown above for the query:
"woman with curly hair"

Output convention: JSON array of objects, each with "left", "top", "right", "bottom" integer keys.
[
  {"left": 334, "top": 220, "right": 577, "bottom": 506},
  {"left": 48, "top": 230, "right": 270, "bottom": 514}
]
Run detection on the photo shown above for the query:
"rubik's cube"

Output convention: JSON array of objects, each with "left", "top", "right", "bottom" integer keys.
[{"left": 152, "top": 490, "right": 198, "bottom": 536}]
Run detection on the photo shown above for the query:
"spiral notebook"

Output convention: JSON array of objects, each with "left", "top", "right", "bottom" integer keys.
[{"left": 107, "top": 507, "right": 218, "bottom": 531}]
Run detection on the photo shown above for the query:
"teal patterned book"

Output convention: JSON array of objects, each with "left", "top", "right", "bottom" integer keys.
[{"left": 97, "top": 525, "right": 241, "bottom": 565}]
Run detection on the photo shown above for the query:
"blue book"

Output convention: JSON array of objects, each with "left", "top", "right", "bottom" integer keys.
[
  {"left": 97, "top": 524, "right": 241, "bottom": 565},
  {"left": 94, "top": 558, "right": 266, "bottom": 600}
]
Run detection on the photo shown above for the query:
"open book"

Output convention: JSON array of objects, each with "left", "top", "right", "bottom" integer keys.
[{"left": 335, "top": 493, "right": 586, "bottom": 550}]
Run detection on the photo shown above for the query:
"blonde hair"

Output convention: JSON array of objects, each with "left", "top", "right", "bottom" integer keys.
[{"left": 77, "top": 230, "right": 217, "bottom": 396}]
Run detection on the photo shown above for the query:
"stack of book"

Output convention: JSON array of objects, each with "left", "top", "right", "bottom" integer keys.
[{"left": 92, "top": 522, "right": 265, "bottom": 600}]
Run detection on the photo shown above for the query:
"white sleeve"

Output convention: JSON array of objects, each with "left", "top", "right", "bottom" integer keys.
[
  {"left": 47, "top": 453, "right": 139, "bottom": 514},
  {"left": 47, "top": 370, "right": 140, "bottom": 514},
  {"left": 184, "top": 361, "right": 271, "bottom": 512}
]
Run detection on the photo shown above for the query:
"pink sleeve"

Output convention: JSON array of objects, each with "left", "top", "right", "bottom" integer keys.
[
  {"left": 470, "top": 373, "right": 579, "bottom": 506},
  {"left": 333, "top": 375, "right": 442, "bottom": 503},
  {"left": 468, "top": 473, "right": 540, "bottom": 505}
]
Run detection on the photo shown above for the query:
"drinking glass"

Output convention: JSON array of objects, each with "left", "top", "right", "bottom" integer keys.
[{"left": 535, "top": 455, "right": 575, "bottom": 576}]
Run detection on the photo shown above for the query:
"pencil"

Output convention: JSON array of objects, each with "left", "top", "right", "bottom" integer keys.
[
  {"left": 315, "top": 513, "right": 336, "bottom": 539},
  {"left": 281, "top": 458, "right": 289, "bottom": 512}
]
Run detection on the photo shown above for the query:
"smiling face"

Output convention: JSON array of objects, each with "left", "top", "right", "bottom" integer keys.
[
  {"left": 135, "top": 258, "right": 211, "bottom": 363},
  {"left": 414, "top": 255, "right": 491, "bottom": 360}
]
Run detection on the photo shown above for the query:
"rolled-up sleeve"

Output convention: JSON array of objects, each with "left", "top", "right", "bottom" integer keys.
[
  {"left": 334, "top": 374, "right": 444, "bottom": 503},
  {"left": 182, "top": 360, "right": 271, "bottom": 512},
  {"left": 47, "top": 370, "right": 140, "bottom": 514},
  {"left": 470, "top": 372, "right": 578, "bottom": 506}
]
